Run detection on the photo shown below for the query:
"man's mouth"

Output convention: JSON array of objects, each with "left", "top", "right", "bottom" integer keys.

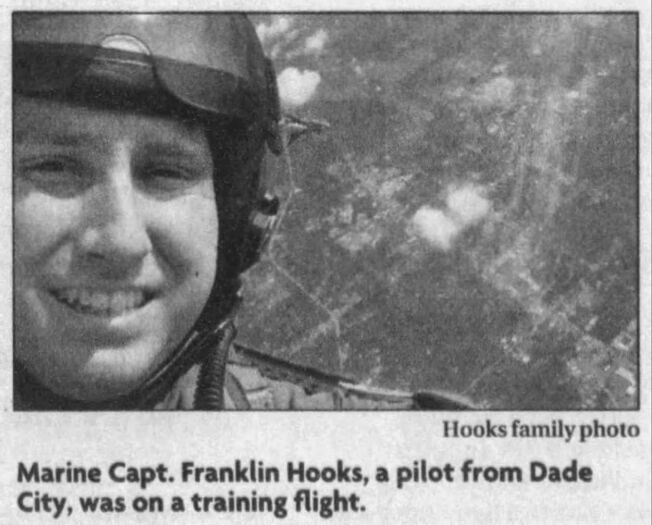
[{"left": 50, "top": 288, "right": 153, "bottom": 317}]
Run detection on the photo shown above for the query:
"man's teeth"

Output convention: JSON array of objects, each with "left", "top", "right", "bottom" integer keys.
[{"left": 52, "top": 289, "right": 148, "bottom": 316}]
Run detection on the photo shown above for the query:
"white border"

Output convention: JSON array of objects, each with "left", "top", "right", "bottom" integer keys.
[{"left": 1, "top": 2, "right": 650, "bottom": 524}]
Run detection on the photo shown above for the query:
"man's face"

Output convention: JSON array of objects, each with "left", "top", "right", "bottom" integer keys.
[{"left": 14, "top": 97, "right": 219, "bottom": 401}]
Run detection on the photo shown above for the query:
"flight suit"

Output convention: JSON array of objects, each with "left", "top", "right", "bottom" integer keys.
[{"left": 153, "top": 343, "right": 471, "bottom": 410}]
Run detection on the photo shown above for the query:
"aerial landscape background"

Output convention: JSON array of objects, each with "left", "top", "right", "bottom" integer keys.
[{"left": 237, "top": 14, "right": 638, "bottom": 409}]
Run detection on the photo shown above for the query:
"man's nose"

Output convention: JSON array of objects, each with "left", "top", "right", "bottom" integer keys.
[{"left": 78, "top": 161, "right": 152, "bottom": 271}]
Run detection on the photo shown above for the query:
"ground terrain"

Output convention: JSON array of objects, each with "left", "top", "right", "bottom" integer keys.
[{"left": 237, "top": 14, "right": 638, "bottom": 409}]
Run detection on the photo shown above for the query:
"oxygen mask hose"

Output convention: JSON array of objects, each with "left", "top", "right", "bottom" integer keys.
[{"left": 193, "top": 320, "right": 237, "bottom": 410}]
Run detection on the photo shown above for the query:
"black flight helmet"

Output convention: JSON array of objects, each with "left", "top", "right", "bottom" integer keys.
[{"left": 13, "top": 13, "right": 283, "bottom": 406}]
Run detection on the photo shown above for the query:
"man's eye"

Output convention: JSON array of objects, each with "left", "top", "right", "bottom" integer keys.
[
  {"left": 23, "top": 158, "right": 72, "bottom": 175},
  {"left": 140, "top": 163, "right": 209, "bottom": 194},
  {"left": 145, "top": 166, "right": 191, "bottom": 180},
  {"left": 16, "top": 156, "right": 90, "bottom": 194}
]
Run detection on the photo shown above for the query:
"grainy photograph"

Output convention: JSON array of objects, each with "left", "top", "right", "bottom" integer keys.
[{"left": 13, "top": 12, "right": 639, "bottom": 411}]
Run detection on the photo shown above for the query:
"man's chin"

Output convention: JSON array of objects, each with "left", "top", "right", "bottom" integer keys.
[{"left": 33, "top": 343, "right": 171, "bottom": 403}]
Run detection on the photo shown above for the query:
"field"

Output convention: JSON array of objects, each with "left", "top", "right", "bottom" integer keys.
[{"left": 237, "top": 14, "right": 638, "bottom": 409}]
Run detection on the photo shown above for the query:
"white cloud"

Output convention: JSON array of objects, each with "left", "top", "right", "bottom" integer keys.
[
  {"left": 277, "top": 68, "right": 321, "bottom": 108},
  {"left": 304, "top": 29, "right": 329, "bottom": 54},
  {"left": 446, "top": 185, "right": 491, "bottom": 226},
  {"left": 412, "top": 184, "right": 491, "bottom": 251},
  {"left": 412, "top": 207, "right": 461, "bottom": 251},
  {"left": 255, "top": 16, "right": 294, "bottom": 45},
  {"left": 473, "top": 76, "right": 515, "bottom": 106}
]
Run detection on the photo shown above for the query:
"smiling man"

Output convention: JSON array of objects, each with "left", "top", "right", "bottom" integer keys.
[
  {"left": 12, "top": 13, "right": 283, "bottom": 409},
  {"left": 13, "top": 13, "right": 469, "bottom": 411},
  {"left": 14, "top": 96, "right": 218, "bottom": 402}
]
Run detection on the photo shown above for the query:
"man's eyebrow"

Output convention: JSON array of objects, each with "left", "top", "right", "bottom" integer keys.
[
  {"left": 142, "top": 141, "right": 211, "bottom": 162},
  {"left": 14, "top": 130, "right": 101, "bottom": 147}
]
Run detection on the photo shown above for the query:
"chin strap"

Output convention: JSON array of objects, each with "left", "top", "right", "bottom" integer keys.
[{"left": 124, "top": 290, "right": 242, "bottom": 409}]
